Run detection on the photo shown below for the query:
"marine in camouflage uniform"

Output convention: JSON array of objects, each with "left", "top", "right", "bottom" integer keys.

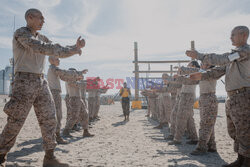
[
  {"left": 140, "top": 90, "right": 151, "bottom": 117},
  {"left": 63, "top": 80, "right": 94, "bottom": 138},
  {"left": 164, "top": 82, "right": 182, "bottom": 140},
  {"left": 47, "top": 62, "right": 83, "bottom": 144},
  {"left": 93, "top": 88, "right": 108, "bottom": 119},
  {"left": 186, "top": 26, "right": 250, "bottom": 166},
  {"left": 146, "top": 90, "right": 160, "bottom": 121},
  {"left": 154, "top": 74, "right": 172, "bottom": 129},
  {"left": 87, "top": 89, "right": 99, "bottom": 121},
  {"left": 169, "top": 66, "right": 199, "bottom": 145},
  {"left": 190, "top": 65, "right": 219, "bottom": 155},
  {"left": 0, "top": 8, "right": 84, "bottom": 167}
]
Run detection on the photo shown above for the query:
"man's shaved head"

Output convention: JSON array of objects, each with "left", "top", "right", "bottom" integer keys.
[
  {"left": 233, "top": 26, "right": 249, "bottom": 38},
  {"left": 25, "top": 8, "right": 42, "bottom": 20}
]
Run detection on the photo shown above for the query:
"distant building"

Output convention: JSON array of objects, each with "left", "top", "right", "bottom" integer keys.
[{"left": 0, "top": 66, "right": 13, "bottom": 95}]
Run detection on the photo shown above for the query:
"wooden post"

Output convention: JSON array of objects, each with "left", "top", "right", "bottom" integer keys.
[
  {"left": 170, "top": 65, "right": 173, "bottom": 77},
  {"left": 134, "top": 42, "right": 139, "bottom": 101},
  {"left": 191, "top": 41, "right": 195, "bottom": 60}
]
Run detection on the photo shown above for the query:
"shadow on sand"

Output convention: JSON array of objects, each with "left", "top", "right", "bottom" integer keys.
[{"left": 140, "top": 114, "right": 227, "bottom": 167}]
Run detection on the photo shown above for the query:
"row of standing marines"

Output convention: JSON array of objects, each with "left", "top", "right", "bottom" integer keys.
[
  {"left": 0, "top": 8, "right": 249, "bottom": 167},
  {"left": 140, "top": 26, "right": 250, "bottom": 167}
]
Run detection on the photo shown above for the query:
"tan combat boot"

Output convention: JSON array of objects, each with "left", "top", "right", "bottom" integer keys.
[
  {"left": 83, "top": 129, "right": 94, "bottom": 138},
  {"left": 168, "top": 140, "right": 181, "bottom": 145},
  {"left": 0, "top": 154, "right": 7, "bottom": 167},
  {"left": 222, "top": 154, "right": 244, "bottom": 167},
  {"left": 242, "top": 157, "right": 250, "bottom": 167},
  {"left": 153, "top": 123, "right": 163, "bottom": 129},
  {"left": 43, "top": 149, "right": 69, "bottom": 167},
  {"left": 165, "top": 134, "right": 174, "bottom": 141},
  {"left": 62, "top": 129, "right": 72, "bottom": 137},
  {"left": 56, "top": 133, "right": 69, "bottom": 145},
  {"left": 190, "top": 148, "right": 207, "bottom": 156}
]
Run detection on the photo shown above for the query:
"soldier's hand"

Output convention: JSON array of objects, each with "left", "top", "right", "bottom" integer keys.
[
  {"left": 82, "top": 69, "right": 88, "bottom": 74},
  {"left": 77, "top": 75, "right": 84, "bottom": 80},
  {"left": 186, "top": 50, "right": 198, "bottom": 59},
  {"left": 76, "top": 36, "right": 86, "bottom": 49},
  {"left": 189, "top": 72, "right": 202, "bottom": 80}
]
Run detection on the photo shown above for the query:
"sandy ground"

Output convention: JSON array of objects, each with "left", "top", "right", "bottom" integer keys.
[{"left": 0, "top": 99, "right": 237, "bottom": 167}]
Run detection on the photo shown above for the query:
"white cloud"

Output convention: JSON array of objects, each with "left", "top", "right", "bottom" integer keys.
[{"left": 0, "top": 37, "right": 12, "bottom": 49}]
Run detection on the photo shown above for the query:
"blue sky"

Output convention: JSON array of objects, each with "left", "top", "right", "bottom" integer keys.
[{"left": 0, "top": 0, "right": 250, "bottom": 95}]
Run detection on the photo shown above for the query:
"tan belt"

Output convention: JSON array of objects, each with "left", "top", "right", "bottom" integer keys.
[
  {"left": 15, "top": 72, "right": 44, "bottom": 78},
  {"left": 227, "top": 87, "right": 250, "bottom": 96}
]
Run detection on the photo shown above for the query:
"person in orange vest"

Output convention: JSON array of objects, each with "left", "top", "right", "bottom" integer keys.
[{"left": 119, "top": 82, "right": 131, "bottom": 121}]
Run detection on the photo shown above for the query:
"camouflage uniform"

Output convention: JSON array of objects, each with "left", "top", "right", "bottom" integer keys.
[
  {"left": 197, "top": 80, "right": 218, "bottom": 151},
  {"left": 0, "top": 26, "right": 81, "bottom": 154},
  {"left": 64, "top": 81, "right": 89, "bottom": 131},
  {"left": 140, "top": 91, "right": 150, "bottom": 116},
  {"left": 47, "top": 65, "right": 82, "bottom": 135},
  {"left": 94, "top": 89, "right": 108, "bottom": 118},
  {"left": 158, "top": 86, "right": 172, "bottom": 124},
  {"left": 64, "top": 93, "right": 71, "bottom": 124},
  {"left": 197, "top": 44, "right": 250, "bottom": 158},
  {"left": 174, "top": 76, "right": 199, "bottom": 142},
  {"left": 161, "top": 82, "right": 183, "bottom": 137},
  {"left": 147, "top": 91, "right": 159, "bottom": 121},
  {"left": 80, "top": 80, "right": 87, "bottom": 106},
  {"left": 170, "top": 92, "right": 177, "bottom": 110},
  {"left": 170, "top": 90, "right": 181, "bottom": 136},
  {"left": 87, "top": 89, "right": 98, "bottom": 120}
]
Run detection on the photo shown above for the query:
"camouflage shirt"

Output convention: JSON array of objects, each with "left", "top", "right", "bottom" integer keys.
[
  {"left": 13, "top": 26, "right": 81, "bottom": 74},
  {"left": 47, "top": 65, "right": 82, "bottom": 92},
  {"left": 198, "top": 44, "right": 250, "bottom": 91}
]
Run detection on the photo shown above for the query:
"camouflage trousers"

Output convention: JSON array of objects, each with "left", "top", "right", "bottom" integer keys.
[
  {"left": 0, "top": 73, "right": 57, "bottom": 154},
  {"left": 88, "top": 97, "right": 97, "bottom": 119},
  {"left": 64, "top": 97, "right": 89, "bottom": 130},
  {"left": 51, "top": 89, "right": 62, "bottom": 135},
  {"left": 171, "top": 93, "right": 177, "bottom": 110},
  {"left": 94, "top": 97, "right": 101, "bottom": 118},
  {"left": 147, "top": 99, "right": 151, "bottom": 116},
  {"left": 159, "top": 95, "right": 172, "bottom": 124},
  {"left": 170, "top": 94, "right": 180, "bottom": 136},
  {"left": 226, "top": 89, "right": 250, "bottom": 158},
  {"left": 64, "top": 94, "right": 71, "bottom": 125},
  {"left": 197, "top": 93, "right": 218, "bottom": 151},
  {"left": 148, "top": 97, "right": 158, "bottom": 121},
  {"left": 174, "top": 93, "right": 198, "bottom": 142},
  {"left": 121, "top": 97, "right": 130, "bottom": 116}
]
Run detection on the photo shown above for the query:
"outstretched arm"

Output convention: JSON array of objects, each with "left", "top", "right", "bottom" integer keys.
[
  {"left": 190, "top": 66, "right": 226, "bottom": 81},
  {"left": 50, "top": 65, "right": 83, "bottom": 81},
  {"left": 15, "top": 28, "right": 85, "bottom": 58}
]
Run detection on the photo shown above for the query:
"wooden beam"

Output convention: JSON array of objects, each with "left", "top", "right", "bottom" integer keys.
[
  {"left": 132, "top": 60, "right": 190, "bottom": 64},
  {"left": 133, "top": 70, "right": 178, "bottom": 73},
  {"left": 139, "top": 77, "right": 163, "bottom": 79}
]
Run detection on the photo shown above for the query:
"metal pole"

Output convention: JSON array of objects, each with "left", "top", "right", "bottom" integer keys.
[
  {"left": 3, "top": 70, "right": 5, "bottom": 94},
  {"left": 12, "top": 15, "right": 15, "bottom": 80},
  {"left": 134, "top": 42, "right": 139, "bottom": 101}
]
